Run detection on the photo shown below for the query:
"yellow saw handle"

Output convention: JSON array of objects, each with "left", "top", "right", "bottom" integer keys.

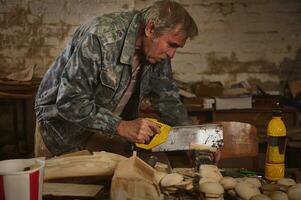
[{"left": 135, "top": 118, "right": 171, "bottom": 150}]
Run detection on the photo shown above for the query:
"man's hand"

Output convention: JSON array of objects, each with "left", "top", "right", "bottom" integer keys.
[{"left": 116, "top": 118, "right": 161, "bottom": 144}]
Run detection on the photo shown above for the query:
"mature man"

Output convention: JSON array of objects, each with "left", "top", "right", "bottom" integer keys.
[{"left": 35, "top": 0, "right": 198, "bottom": 157}]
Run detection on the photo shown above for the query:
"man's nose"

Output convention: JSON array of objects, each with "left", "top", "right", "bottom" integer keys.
[{"left": 166, "top": 48, "right": 176, "bottom": 59}]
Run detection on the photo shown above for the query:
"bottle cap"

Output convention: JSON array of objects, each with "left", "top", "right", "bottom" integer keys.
[{"left": 272, "top": 109, "right": 282, "bottom": 117}]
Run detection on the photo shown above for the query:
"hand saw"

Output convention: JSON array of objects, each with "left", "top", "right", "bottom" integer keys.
[{"left": 135, "top": 119, "right": 224, "bottom": 152}]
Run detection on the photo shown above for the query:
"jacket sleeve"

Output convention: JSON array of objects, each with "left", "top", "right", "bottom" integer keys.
[
  {"left": 148, "top": 60, "right": 191, "bottom": 126},
  {"left": 56, "top": 33, "right": 121, "bottom": 134}
]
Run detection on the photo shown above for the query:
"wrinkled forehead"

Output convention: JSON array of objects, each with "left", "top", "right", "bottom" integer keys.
[
  {"left": 173, "top": 24, "right": 187, "bottom": 35},
  {"left": 156, "top": 24, "right": 188, "bottom": 38},
  {"left": 160, "top": 29, "right": 188, "bottom": 47}
]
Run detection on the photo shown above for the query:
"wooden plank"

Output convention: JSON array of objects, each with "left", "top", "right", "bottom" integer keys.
[
  {"left": 44, "top": 151, "right": 126, "bottom": 180},
  {"left": 43, "top": 183, "right": 104, "bottom": 197},
  {"left": 57, "top": 150, "right": 91, "bottom": 158},
  {"left": 0, "top": 91, "right": 34, "bottom": 99}
]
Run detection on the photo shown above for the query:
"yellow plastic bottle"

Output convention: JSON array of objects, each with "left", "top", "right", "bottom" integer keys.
[{"left": 264, "top": 110, "right": 287, "bottom": 181}]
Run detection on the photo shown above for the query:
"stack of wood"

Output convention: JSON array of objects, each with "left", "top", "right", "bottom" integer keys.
[
  {"left": 171, "top": 166, "right": 301, "bottom": 200},
  {"left": 42, "top": 150, "right": 126, "bottom": 199},
  {"left": 261, "top": 178, "right": 301, "bottom": 200},
  {"left": 198, "top": 165, "right": 224, "bottom": 200},
  {"left": 153, "top": 161, "right": 194, "bottom": 196},
  {"left": 41, "top": 150, "right": 301, "bottom": 200}
]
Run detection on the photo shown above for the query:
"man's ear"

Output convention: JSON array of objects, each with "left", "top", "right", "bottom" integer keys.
[{"left": 145, "top": 22, "right": 155, "bottom": 37}]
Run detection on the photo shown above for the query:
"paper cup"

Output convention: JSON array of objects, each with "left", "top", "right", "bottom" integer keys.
[{"left": 0, "top": 158, "right": 45, "bottom": 200}]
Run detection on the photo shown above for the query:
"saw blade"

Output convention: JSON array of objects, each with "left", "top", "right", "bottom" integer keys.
[{"left": 152, "top": 124, "right": 223, "bottom": 152}]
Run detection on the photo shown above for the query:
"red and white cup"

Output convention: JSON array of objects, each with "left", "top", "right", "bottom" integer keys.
[{"left": 0, "top": 158, "right": 45, "bottom": 200}]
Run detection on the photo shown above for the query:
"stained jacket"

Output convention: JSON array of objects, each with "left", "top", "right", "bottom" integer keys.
[{"left": 35, "top": 10, "right": 190, "bottom": 155}]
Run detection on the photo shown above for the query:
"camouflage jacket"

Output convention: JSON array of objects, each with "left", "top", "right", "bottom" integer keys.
[{"left": 35, "top": 10, "right": 190, "bottom": 155}]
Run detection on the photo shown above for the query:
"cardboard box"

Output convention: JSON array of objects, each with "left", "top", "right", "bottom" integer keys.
[
  {"left": 191, "top": 82, "right": 223, "bottom": 97},
  {"left": 215, "top": 95, "right": 252, "bottom": 110}
]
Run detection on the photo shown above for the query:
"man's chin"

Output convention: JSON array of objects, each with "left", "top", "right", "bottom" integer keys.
[
  {"left": 147, "top": 57, "right": 164, "bottom": 64},
  {"left": 145, "top": 57, "right": 155, "bottom": 64}
]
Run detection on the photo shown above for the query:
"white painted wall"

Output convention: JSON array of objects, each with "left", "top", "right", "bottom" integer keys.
[{"left": 1, "top": 0, "right": 300, "bottom": 91}]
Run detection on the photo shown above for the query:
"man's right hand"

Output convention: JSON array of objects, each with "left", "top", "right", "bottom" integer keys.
[{"left": 116, "top": 118, "right": 161, "bottom": 144}]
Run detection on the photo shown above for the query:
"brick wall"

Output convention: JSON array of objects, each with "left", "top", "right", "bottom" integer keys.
[{"left": 1, "top": 0, "right": 300, "bottom": 91}]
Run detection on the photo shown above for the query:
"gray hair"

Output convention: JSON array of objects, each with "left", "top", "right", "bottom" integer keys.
[{"left": 141, "top": 0, "right": 198, "bottom": 39}]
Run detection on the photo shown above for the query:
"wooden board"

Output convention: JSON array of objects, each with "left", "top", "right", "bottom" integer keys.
[
  {"left": 43, "top": 183, "right": 104, "bottom": 197},
  {"left": 44, "top": 151, "right": 126, "bottom": 180}
]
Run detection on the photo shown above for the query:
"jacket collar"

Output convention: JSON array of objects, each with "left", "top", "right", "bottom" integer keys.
[{"left": 120, "top": 11, "right": 142, "bottom": 65}]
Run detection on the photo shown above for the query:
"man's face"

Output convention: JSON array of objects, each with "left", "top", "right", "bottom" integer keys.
[{"left": 142, "top": 25, "right": 188, "bottom": 64}]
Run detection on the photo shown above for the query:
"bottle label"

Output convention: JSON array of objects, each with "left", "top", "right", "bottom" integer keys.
[
  {"left": 266, "top": 146, "right": 285, "bottom": 163},
  {"left": 265, "top": 163, "right": 285, "bottom": 181}
]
